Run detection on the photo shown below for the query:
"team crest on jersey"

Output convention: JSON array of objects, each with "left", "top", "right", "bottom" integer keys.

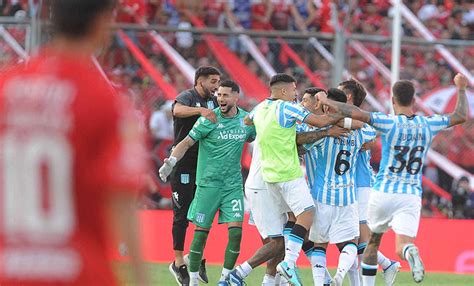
[
  {"left": 195, "top": 213, "right": 205, "bottom": 223},
  {"left": 196, "top": 102, "right": 201, "bottom": 107},
  {"left": 181, "top": 174, "right": 190, "bottom": 184},
  {"left": 217, "top": 123, "right": 225, "bottom": 129}
]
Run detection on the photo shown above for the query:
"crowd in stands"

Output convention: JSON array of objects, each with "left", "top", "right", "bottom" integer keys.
[{"left": 0, "top": 0, "right": 472, "bottom": 217}]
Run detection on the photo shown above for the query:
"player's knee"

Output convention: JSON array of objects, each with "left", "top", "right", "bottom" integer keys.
[
  {"left": 297, "top": 209, "right": 314, "bottom": 228},
  {"left": 272, "top": 237, "right": 285, "bottom": 254},
  {"left": 173, "top": 216, "right": 188, "bottom": 226},
  {"left": 228, "top": 226, "right": 243, "bottom": 242}
]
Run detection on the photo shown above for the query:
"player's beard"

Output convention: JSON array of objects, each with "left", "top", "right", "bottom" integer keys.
[
  {"left": 201, "top": 83, "right": 214, "bottom": 99},
  {"left": 221, "top": 104, "right": 235, "bottom": 114}
]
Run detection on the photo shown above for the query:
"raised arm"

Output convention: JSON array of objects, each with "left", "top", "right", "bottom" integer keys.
[
  {"left": 289, "top": 4, "right": 307, "bottom": 32},
  {"left": 320, "top": 96, "right": 372, "bottom": 124},
  {"left": 449, "top": 73, "right": 469, "bottom": 127},
  {"left": 304, "top": 113, "right": 344, "bottom": 128},
  {"left": 159, "top": 136, "right": 196, "bottom": 181}
]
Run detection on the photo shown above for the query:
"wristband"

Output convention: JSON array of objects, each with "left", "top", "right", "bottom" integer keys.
[
  {"left": 343, "top": 118, "right": 352, "bottom": 129},
  {"left": 168, "top": 156, "right": 177, "bottom": 166}
]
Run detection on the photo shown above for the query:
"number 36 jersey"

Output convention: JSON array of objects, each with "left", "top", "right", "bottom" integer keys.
[
  {"left": 299, "top": 123, "right": 376, "bottom": 207},
  {"left": 370, "top": 112, "right": 450, "bottom": 197}
]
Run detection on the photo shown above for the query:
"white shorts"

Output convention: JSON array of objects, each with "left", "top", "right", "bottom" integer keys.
[
  {"left": 357, "top": 187, "right": 372, "bottom": 224},
  {"left": 309, "top": 202, "right": 359, "bottom": 244},
  {"left": 245, "top": 187, "right": 286, "bottom": 239},
  {"left": 265, "top": 177, "right": 315, "bottom": 217},
  {"left": 367, "top": 191, "right": 422, "bottom": 238}
]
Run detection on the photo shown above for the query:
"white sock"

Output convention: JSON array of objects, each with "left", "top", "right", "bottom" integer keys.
[
  {"left": 190, "top": 272, "right": 199, "bottom": 286},
  {"left": 335, "top": 244, "right": 358, "bottom": 279},
  {"left": 220, "top": 268, "right": 232, "bottom": 281},
  {"left": 324, "top": 268, "right": 332, "bottom": 284},
  {"left": 284, "top": 235, "right": 304, "bottom": 268},
  {"left": 361, "top": 262, "right": 377, "bottom": 286},
  {"left": 377, "top": 251, "right": 392, "bottom": 270},
  {"left": 236, "top": 261, "right": 253, "bottom": 279},
  {"left": 310, "top": 248, "right": 327, "bottom": 285},
  {"left": 261, "top": 274, "right": 275, "bottom": 285},
  {"left": 347, "top": 256, "right": 360, "bottom": 286},
  {"left": 274, "top": 273, "right": 280, "bottom": 285},
  {"left": 279, "top": 276, "right": 289, "bottom": 286}
]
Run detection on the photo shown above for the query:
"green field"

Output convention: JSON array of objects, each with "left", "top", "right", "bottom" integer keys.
[{"left": 116, "top": 263, "right": 474, "bottom": 286}]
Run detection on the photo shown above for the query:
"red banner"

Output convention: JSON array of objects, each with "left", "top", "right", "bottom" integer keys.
[{"left": 112, "top": 210, "right": 474, "bottom": 274}]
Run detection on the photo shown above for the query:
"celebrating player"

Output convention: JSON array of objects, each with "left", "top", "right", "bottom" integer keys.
[
  {"left": 168, "top": 66, "right": 221, "bottom": 285},
  {"left": 160, "top": 80, "right": 256, "bottom": 286},
  {"left": 0, "top": 0, "right": 148, "bottom": 285},
  {"left": 299, "top": 88, "right": 376, "bottom": 286},
  {"left": 338, "top": 79, "right": 400, "bottom": 286},
  {"left": 319, "top": 74, "right": 469, "bottom": 285},
  {"left": 229, "top": 90, "right": 348, "bottom": 286},
  {"left": 242, "top": 74, "right": 350, "bottom": 286}
]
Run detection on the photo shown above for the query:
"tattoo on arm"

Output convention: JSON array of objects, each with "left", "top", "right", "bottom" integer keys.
[
  {"left": 450, "top": 88, "right": 468, "bottom": 126},
  {"left": 332, "top": 101, "right": 371, "bottom": 123},
  {"left": 296, "top": 130, "right": 328, "bottom": 145}
]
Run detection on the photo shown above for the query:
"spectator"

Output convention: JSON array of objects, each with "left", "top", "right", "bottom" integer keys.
[
  {"left": 224, "top": 0, "right": 253, "bottom": 29},
  {"left": 290, "top": 0, "right": 317, "bottom": 32},
  {"left": 2, "top": 0, "right": 26, "bottom": 16},
  {"left": 450, "top": 176, "right": 472, "bottom": 219},
  {"left": 150, "top": 100, "right": 174, "bottom": 143},
  {"left": 251, "top": 0, "right": 273, "bottom": 30}
]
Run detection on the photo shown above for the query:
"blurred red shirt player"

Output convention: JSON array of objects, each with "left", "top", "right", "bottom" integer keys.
[{"left": 0, "top": 0, "right": 147, "bottom": 285}]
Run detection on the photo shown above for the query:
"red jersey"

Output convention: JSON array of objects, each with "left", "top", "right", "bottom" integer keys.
[
  {"left": 116, "top": 0, "right": 146, "bottom": 23},
  {"left": 203, "top": 0, "right": 224, "bottom": 27},
  {"left": 0, "top": 50, "right": 146, "bottom": 285}
]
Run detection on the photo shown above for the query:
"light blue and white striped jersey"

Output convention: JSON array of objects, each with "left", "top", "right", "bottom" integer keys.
[
  {"left": 249, "top": 99, "right": 310, "bottom": 128},
  {"left": 356, "top": 124, "right": 376, "bottom": 188},
  {"left": 370, "top": 112, "right": 451, "bottom": 197},
  {"left": 302, "top": 125, "right": 376, "bottom": 206},
  {"left": 296, "top": 122, "right": 324, "bottom": 191}
]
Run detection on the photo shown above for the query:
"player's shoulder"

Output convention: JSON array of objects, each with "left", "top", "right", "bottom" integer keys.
[
  {"left": 361, "top": 123, "right": 376, "bottom": 132},
  {"left": 176, "top": 88, "right": 196, "bottom": 99},
  {"left": 237, "top": 107, "right": 250, "bottom": 117},
  {"left": 175, "top": 88, "right": 198, "bottom": 104}
]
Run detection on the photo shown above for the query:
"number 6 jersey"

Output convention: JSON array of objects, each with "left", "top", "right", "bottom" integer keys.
[
  {"left": 370, "top": 112, "right": 450, "bottom": 197},
  {"left": 299, "top": 123, "right": 376, "bottom": 206}
]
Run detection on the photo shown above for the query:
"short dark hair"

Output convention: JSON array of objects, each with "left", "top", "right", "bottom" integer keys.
[
  {"left": 392, "top": 80, "right": 415, "bottom": 106},
  {"left": 304, "top": 87, "right": 326, "bottom": 97},
  {"left": 270, "top": 73, "right": 296, "bottom": 87},
  {"left": 194, "top": 66, "right": 221, "bottom": 86},
  {"left": 338, "top": 79, "right": 367, "bottom": 107},
  {"left": 219, "top": 80, "right": 240, "bottom": 93},
  {"left": 328, "top": 88, "right": 347, "bottom": 103},
  {"left": 52, "top": 0, "right": 117, "bottom": 38}
]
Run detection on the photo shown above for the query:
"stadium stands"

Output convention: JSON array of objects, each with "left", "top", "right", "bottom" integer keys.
[{"left": 0, "top": 0, "right": 472, "bottom": 218}]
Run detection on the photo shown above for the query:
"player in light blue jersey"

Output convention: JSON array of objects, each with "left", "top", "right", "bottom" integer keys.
[
  {"left": 300, "top": 88, "right": 375, "bottom": 286},
  {"left": 338, "top": 79, "right": 400, "bottom": 286},
  {"left": 318, "top": 74, "right": 469, "bottom": 285}
]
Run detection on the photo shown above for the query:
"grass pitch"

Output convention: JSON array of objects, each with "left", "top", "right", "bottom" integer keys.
[{"left": 116, "top": 263, "right": 474, "bottom": 285}]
